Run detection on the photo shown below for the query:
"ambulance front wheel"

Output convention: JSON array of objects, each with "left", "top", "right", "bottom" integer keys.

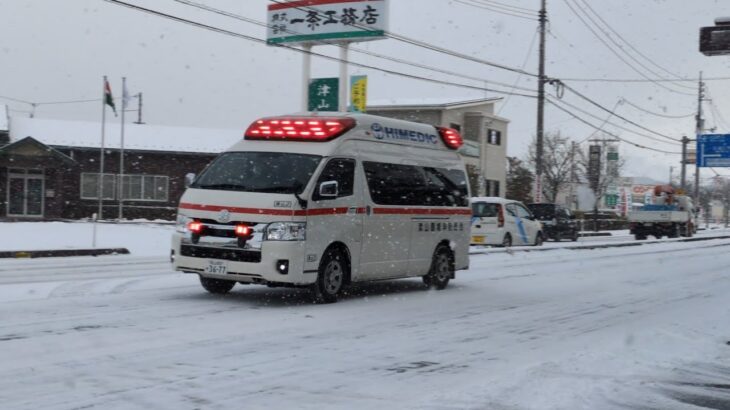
[
  {"left": 199, "top": 276, "right": 236, "bottom": 294},
  {"left": 311, "top": 248, "right": 348, "bottom": 304},
  {"left": 423, "top": 244, "right": 453, "bottom": 290}
]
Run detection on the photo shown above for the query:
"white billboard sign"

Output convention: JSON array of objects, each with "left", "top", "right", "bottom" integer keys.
[{"left": 267, "top": 0, "right": 388, "bottom": 45}]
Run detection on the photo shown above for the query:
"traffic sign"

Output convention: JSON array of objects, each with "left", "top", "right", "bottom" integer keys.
[
  {"left": 700, "top": 25, "right": 730, "bottom": 56},
  {"left": 697, "top": 134, "right": 730, "bottom": 167},
  {"left": 308, "top": 78, "right": 339, "bottom": 112}
]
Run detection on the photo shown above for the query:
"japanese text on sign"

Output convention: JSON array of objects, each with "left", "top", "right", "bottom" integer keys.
[{"left": 267, "top": 0, "right": 388, "bottom": 45}]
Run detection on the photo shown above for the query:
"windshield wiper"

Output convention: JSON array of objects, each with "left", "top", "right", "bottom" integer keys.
[{"left": 247, "top": 187, "right": 296, "bottom": 193}]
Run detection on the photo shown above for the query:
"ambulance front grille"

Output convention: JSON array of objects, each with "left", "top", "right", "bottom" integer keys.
[{"left": 180, "top": 245, "right": 262, "bottom": 263}]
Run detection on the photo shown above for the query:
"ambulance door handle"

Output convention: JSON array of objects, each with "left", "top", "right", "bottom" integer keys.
[{"left": 366, "top": 205, "right": 372, "bottom": 215}]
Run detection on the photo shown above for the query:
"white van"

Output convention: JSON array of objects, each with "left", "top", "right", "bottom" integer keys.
[
  {"left": 171, "top": 113, "right": 471, "bottom": 303},
  {"left": 470, "top": 197, "right": 544, "bottom": 247}
]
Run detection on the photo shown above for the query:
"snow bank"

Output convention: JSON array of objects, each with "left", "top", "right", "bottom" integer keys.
[{"left": 0, "top": 221, "right": 173, "bottom": 256}]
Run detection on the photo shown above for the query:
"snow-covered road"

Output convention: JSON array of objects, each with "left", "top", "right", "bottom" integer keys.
[{"left": 1, "top": 237, "right": 730, "bottom": 409}]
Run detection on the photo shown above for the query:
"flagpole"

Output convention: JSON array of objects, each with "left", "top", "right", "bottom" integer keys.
[
  {"left": 98, "top": 75, "right": 107, "bottom": 222},
  {"left": 118, "top": 77, "right": 126, "bottom": 221}
]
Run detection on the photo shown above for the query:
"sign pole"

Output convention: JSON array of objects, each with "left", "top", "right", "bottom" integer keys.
[
  {"left": 302, "top": 44, "right": 312, "bottom": 111},
  {"left": 695, "top": 71, "right": 704, "bottom": 205},
  {"left": 338, "top": 42, "right": 349, "bottom": 112}
]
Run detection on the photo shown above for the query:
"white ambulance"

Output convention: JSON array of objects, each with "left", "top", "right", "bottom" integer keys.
[{"left": 171, "top": 113, "right": 471, "bottom": 303}]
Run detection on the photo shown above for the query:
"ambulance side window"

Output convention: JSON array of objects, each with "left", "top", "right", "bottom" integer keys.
[{"left": 313, "top": 158, "right": 355, "bottom": 201}]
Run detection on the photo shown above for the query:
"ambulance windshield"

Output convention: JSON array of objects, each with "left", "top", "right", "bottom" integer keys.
[{"left": 192, "top": 152, "right": 322, "bottom": 194}]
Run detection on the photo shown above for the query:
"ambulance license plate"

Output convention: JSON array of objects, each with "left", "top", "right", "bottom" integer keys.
[
  {"left": 472, "top": 235, "right": 486, "bottom": 244},
  {"left": 205, "top": 259, "right": 228, "bottom": 275}
]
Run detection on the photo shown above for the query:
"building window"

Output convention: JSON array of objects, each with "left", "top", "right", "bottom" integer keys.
[
  {"left": 487, "top": 129, "right": 501, "bottom": 145},
  {"left": 449, "top": 123, "right": 462, "bottom": 132},
  {"left": 81, "top": 173, "right": 117, "bottom": 200},
  {"left": 121, "top": 175, "right": 169, "bottom": 201},
  {"left": 80, "top": 173, "right": 168, "bottom": 201},
  {"left": 485, "top": 179, "right": 500, "bottom": 197}
]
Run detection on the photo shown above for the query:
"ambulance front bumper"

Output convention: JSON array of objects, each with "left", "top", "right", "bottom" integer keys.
[{"left": 171, "top": 233, "right": 313, "bottom": 285}]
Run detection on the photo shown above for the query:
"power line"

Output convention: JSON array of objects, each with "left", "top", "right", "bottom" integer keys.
[
  {"left": 561, "top": 75, "right": 730, "bottom": 83},
  {"left": 619, "top": 98, "right": 695, "bottom": 119},
  {"left": 171, "top": 0, "right": 537, "bottom": 93},
  {"left": 470, "top": 0, "right": 538, "bottom": 14},
  {"left": 705, "top": 86, "right": 730, "bottom": 131},
  {"left": 558, "top": 82, "right": 681, "bottom": 142},
  {"left": 576, "top": 0, "right": 692, "bottom": 88},
  {"left": 267, "top": 0, "right": 540, "bottom": 78},
  {"left": 454, "top": 0, "right": 537, "bottom": 21},
  {"left": 36, "top": 98, "right": 100, "bottom": 106},
  {"left": 546, "top": 99, "right": 681, "bottom": 154},
  {"left": 562, "top": 0, "right": 694, "bottom": 96},
  {"left": 568, "top": 0, "right": 693, "bottom": 93},
  {"left": 0, "top": 95, "right": 33, "bottom": 105},
  {"left": 548, "top": 96, "right": 679, "bottom": 146},
  {"left": 496, "top": 29, "right": 539, "bottom": 116},
  {"left": 102, "top": 0, "right": 539, "bottom": 99},
  {"left": 577, "top": 100, "right": 621, "bottom": 144},
  {"left": 1, "top": 95, "right": 101, "bottom": 107}
]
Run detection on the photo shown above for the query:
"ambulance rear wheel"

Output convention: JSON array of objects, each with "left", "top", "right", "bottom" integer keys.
[
  {"left": 423, "top": 245, "right": 453, "bottom": 290},
  {"left": 311, "top": 248, "right": 347, "bottom": 304},
  {"left": 199, "top": 276, "right": 236, "bottom": 294}
]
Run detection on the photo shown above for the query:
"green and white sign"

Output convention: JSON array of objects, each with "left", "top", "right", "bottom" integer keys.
[
  {"left": 308, "top": 78, "right": 339, "bottom": 112},
  {"left": 267, "top": 0, "right": 388, "bottom": 45}
]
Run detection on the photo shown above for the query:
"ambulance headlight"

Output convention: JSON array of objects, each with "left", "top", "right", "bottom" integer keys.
[
  {"left": 264, "top": 222, "right": 306, "bottom": 241},
  {"left": 176, "top": 214, "right": 194, "bottom": 233}
]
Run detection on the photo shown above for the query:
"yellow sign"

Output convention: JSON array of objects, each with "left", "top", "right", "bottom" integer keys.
[{"left": 350, "top": 75, "right": 367, "bottom": 113}]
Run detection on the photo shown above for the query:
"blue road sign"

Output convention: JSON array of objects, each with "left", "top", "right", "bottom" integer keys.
[{"left": 697, "top": 134, "right": 730, "bottom": 167}]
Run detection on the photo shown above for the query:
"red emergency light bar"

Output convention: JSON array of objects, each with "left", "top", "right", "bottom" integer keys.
[
  {"left": 245, "top": 117, "right": 356, "bottom": 142},
  {"left": 436, "top": 126, "right": 464, "bottom": 150}
]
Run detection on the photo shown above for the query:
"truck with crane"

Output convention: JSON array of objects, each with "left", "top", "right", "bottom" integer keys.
[{"left": 628, "top": 185, "right": 697, "bottom": 240}]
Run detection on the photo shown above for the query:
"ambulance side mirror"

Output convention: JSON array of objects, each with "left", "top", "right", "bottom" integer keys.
[
  {"left": 319, "top": 181, "right": 339, "bottom": 198},
  {"left": 184, "top": 173, "right": 196, "bottom": 188}
]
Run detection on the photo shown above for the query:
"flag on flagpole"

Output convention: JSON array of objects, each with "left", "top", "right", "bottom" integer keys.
[
  {"left": 122, "top": 81, "right": 132, "bottom": 110},
  {"left": 104, "top": 79, "right": 117, "bottom": 116}
]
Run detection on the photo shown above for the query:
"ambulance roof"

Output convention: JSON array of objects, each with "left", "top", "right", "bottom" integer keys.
[{"left": 225, "top": 112, "right": 460, "bottom": 156}]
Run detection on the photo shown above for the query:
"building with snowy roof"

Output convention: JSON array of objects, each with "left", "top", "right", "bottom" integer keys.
[
  {"left": 367, "top": 97, "right": 509, "bottom": 197},
  {"left": 0, "top": 115, "right": 241, "bottom": 220},
  {"left": 0, "top": 98, "right": 510, "bottom": 220}
]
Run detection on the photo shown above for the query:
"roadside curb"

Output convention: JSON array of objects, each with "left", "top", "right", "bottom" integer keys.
[
  {"left": 0, "top": 248, "right": 130, "bottom": 259},
  {"left": 470, "top": 235, "right": 730, "bottom": 255},
  {"left": 579, "top": 232, "right": 612, "bottom": 237}
]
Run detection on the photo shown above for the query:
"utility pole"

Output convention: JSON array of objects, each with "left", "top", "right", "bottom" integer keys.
[
  {"left": 681, "top": 135, "right": 689, "bottom": 190},
  {"left": 669, "top": 166, "right": 674, "bottom": 185},
  {"left": 535, "top": 0, "right": 547, "bottom": 203},
  {"left": 695, "top": 72, "right": 705, "bottom": 205},
  {"left": 570, "top": 141, "right": 577, "bottom": 210}
]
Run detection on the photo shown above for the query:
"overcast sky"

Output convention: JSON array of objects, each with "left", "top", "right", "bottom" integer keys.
[{"left": 1, "top": 0, "right": 729, "bottom": 182}]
